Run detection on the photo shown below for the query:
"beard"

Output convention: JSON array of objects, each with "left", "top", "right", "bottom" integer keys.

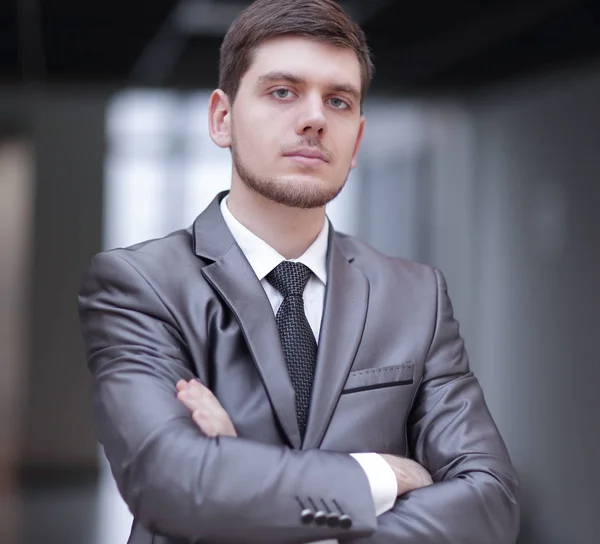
[{"left": 230, "top": 131, "right": 349, "bottom": 210}]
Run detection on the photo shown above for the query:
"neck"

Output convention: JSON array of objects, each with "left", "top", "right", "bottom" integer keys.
[{"left": 227, "top": 182, "right": 326, "bottom": 260}]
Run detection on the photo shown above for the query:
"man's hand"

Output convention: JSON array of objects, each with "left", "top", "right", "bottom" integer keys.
[
  {"left": 380, "top": 454, "right": 434, "bottom": 496},
  {"left": 175, "top": 381, "right": 430, "bottom": 496},
  {"left": 176, "top": 379, "right": 238, "bottom": 438}
]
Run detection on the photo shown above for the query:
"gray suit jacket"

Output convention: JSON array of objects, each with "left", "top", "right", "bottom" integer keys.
[{"left": 78, "top": 192, "right": 519, "bottom": 544}]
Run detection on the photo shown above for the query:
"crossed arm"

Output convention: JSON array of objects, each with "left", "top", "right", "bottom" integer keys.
[
  {"left": 176, "top": 356, "right": 521, "bottom": 544},
  {"left": 351, "top": 269, "right": 521, "bottom": 543},
  {"left": 80, "top": 251, "right": 520, "bottom": 543},
  {"left": 176, "top": 379, "right": 433, "bottom": 498}
]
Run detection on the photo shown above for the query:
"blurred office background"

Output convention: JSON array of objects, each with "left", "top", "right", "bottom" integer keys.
[{"left": 1, "top": 0, "right": 599, "bottom": 542}]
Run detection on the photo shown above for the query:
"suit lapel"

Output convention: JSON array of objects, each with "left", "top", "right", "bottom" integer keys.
[
  {"left": 193, "top": 194, "right": 302, "bottom": 449},
  {"left": 302, "top": 233, "right": 370, "bottom": 450}
]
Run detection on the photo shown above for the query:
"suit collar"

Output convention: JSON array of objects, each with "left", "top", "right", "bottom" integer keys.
[
  {"left": 191, "top": 191, "right": 236, "bottom": 261},
  {"left": 191, "top": 190, "right": 356, "bottom": 266},
  {"left": 191, "top": 191, "right": 368, "bottom": 450},
  {"left": 219, "top": 194, "right": 329, "bottom": 284},
  {"left": 301, "top": 232, "right": 369, "bottom": 449},
  {"left": 192, "top": 192, "right": 301, "bottom": 447}
]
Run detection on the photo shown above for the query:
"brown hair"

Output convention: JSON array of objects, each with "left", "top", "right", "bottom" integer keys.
[{"left": 219, "top": 0, "right": 374, "bottom": 104}]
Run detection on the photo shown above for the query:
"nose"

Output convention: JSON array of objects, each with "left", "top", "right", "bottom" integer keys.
[{"left": 295, "top": 94, "right": 327, "bottom": 137}]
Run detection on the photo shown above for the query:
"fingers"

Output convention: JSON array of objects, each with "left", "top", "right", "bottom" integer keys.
[
  {"left": 176, "top": 379, "right": 190, "bottom": 392},
  {"left": 380, "top": 454, "right": 433, "bottom": 496},
  {"left": 192, "top": 409, "right": 217, "bottom": 437},
  {"left": 176, "top": 379, "right": 237, "bottom": 438},
  {"left": 191, "top": 406, "right": 235, "bottom": 438},
  {"left": 177, "top": 389, "right": 200, "bottom": 413},
  {"left": 189, "top": 379, "right": 208, "bottom": 392}
]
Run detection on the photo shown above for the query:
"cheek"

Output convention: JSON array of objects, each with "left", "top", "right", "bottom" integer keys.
[
  {"left": 330, "top": 116, "right": 360, "bottom": 149},
  {"left": 336, "top": 130, "right": 361, "bottom": 165},
  {"left": 234, "top": 116, "right": 276, "bottom": 161}
]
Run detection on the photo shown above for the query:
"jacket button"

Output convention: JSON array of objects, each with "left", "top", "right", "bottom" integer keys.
[
  {"left": 339, "top": 514, "right": 353, "bottom": 529},
  {"left": 301, "top": 509, "right": 314, "bottom": 524},
  {"left": 327, "top": 513, "right": 340, "bottom": 527},
  {"left": 314, "top": 510, "right": 328, "bottom": 526}
]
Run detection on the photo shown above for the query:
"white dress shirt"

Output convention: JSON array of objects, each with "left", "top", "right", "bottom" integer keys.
[{"left": 220, "top": 197, "right": 397, "bottom": 538}]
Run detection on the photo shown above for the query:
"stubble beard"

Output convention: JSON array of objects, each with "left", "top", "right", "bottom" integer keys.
[{"left": 230, "top": 132, "right": 349, "bottom": 210}]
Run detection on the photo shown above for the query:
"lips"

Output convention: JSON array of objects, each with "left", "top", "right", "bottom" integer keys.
[
  {"left": 285, "top": 147, "right": 329, "bottom": 162},
  {"left": 283, "top": 148, "right": 329, "bottom": 164}
]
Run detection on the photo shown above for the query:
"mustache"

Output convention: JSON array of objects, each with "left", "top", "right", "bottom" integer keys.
[{"left": 279, "top": 138, "right": 333, "bottom": 162}]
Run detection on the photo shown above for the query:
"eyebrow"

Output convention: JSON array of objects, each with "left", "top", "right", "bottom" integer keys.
[{"left": 256, "top": 71, "right": 361, "bottom": 102}]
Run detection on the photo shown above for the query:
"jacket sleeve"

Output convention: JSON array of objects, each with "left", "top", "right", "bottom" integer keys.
[
  {"left": 78, "top": 250, "right": 377, "bottom": 543},
  {"left": 354, "top": 268, "right": 520, "bottom": 544}
]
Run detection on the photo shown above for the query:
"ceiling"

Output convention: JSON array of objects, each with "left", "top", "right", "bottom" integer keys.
[{"left": 1, "top": 0, "right": 600, "bottom": 93}]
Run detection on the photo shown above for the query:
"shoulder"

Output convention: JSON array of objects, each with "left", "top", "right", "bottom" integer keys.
[
  {"left": 81, "top": 226, "right": 202, "bottom": 292},
  {"left": 333, "top": 231, "right": 440, "bottom": 289},
  {"left": 115, "top": 227, "right": 195, "bottom": 265}
]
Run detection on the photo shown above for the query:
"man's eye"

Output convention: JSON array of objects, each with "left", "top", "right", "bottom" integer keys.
[
  {"left": 328, "top": 98, "right": 349, "bottom": 110},
  {"left": 272, "top": 89, "right": 292, "bottom": 99}
]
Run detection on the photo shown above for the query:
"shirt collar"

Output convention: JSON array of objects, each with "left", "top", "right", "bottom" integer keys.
[{"left": 220, "top": 195, "right": 328, "bottom": 285}]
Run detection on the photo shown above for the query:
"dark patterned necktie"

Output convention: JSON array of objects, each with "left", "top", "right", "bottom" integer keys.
[{"left": 266, "top": 261, "right": 317, "bottom": 441}]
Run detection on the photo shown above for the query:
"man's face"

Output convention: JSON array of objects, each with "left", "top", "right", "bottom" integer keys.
[{"left": 227, "top": 35, "right": 365, "bottom": 209}]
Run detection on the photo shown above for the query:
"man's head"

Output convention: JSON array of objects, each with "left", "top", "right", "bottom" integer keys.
[{"left": 209, "top": 0, "right": 374, "bottom": 209}]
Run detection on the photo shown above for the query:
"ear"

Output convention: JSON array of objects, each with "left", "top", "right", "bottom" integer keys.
[
  {"left": 350, "top": 115, "right": 365, "bottom": 169},
  {"left": 208, "top": 89, "right": 232, "bottom": 148}
]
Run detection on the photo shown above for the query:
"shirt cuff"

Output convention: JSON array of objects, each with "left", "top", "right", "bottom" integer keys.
[{"left": 350, "top": 453, "right": 397, "bottom": 516}]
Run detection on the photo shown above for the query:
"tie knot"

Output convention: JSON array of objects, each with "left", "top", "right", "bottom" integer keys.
[{"left": 266, "top": 261, "right": 312, "bottom": 298}]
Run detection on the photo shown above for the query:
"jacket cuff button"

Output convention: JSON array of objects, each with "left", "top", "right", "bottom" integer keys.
[
  {"left": 301, "top": 509, "right": 314, "bottom": 524},
  {"left": 339, "top": 514, "right": 353, "bottom": 529},
  {"left": 314, "top": 510, "right": 328, "bottom": 526},
  {"left": 327, "top": 513, "right": 340, "bottom": 527}
]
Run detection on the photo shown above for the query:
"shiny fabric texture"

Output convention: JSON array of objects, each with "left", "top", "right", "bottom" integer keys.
[{"left": 78, "top": 192, "right": 520, "bottom": 544}]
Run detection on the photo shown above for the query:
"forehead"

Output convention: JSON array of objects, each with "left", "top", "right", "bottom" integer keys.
[{"left": 244, "top": 35, "right": 362, "bottom": 88}]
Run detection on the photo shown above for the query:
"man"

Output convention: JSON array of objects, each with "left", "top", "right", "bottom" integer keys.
[{"left": 78, "top": 0, "right": 520, "bottom": 542}]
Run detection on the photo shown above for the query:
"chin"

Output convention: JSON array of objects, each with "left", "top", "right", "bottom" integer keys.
[
  {"left": 234, "top": 153, "right": 346, "bottom": 208},
  {"left": 280, "top": 175, "right": 338, "bottom": 191},
  {"left": 247, "top": 176, "right": 341, "bottom": 209},
  {"left": 282, "top": 172, "right": 325, "bottom": 183}
]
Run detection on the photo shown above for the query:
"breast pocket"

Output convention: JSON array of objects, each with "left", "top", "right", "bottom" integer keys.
[
  {"left": 341, "top": 362, "right": 415, "bottom": 394},
  {"left": 321, "top": 362, "right": 417, "bottom": 455}
]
